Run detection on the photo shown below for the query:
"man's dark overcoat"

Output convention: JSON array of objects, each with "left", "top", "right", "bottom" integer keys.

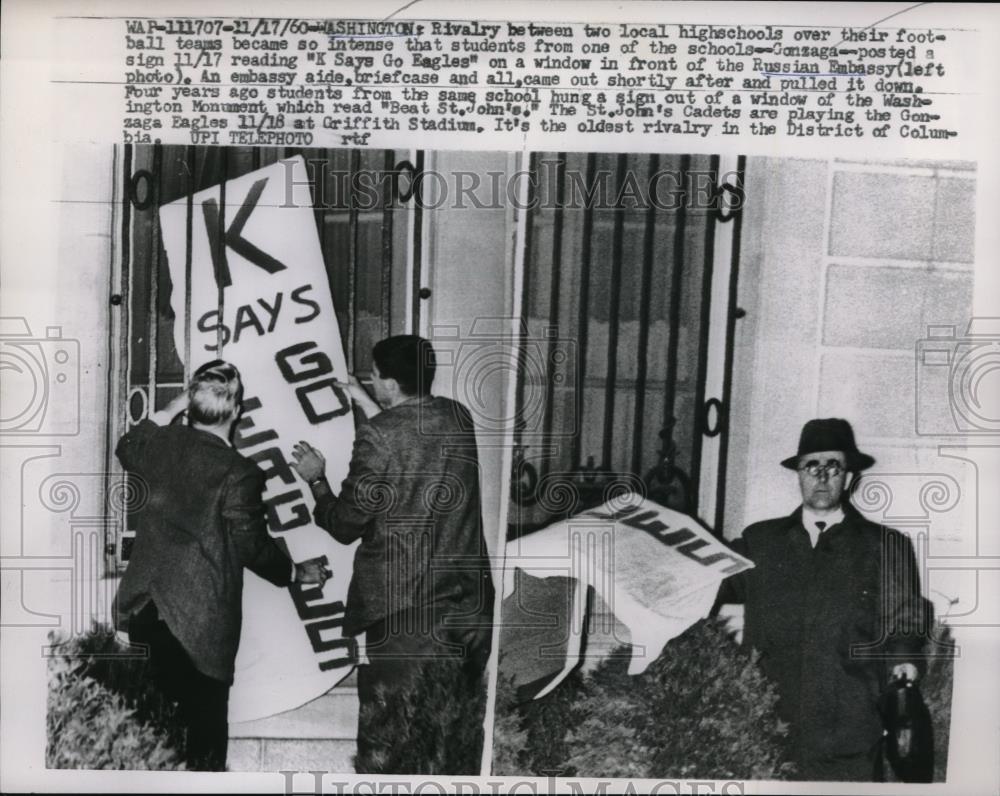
[
  {"left": 719, "top": 502, "right": 929, "bottom": 780},
  {"left": 313, "top": 394, "right": 494, "bottom": 641},
  {"left": 114, "top": 418, "right": 293, "bottom": 683}
]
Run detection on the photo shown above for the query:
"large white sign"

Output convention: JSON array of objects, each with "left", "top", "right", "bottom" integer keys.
[
  {"left": 160, "top": 156, "right": 357, "bottom": 722},
  {"left": 501, "top": 494, "right": 753, "bottom": 699}
]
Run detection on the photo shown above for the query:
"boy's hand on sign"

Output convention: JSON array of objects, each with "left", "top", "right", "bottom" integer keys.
[
  {"left": 333, "top": 375, "right": 382, "bottom": 419},
  {"left": 291, "top": 441, "right": 326, "bottom": 484},
  {"left": 295, "top": 557, "right": 331, "bottom": 587},
  {"left": 332, "top": 375, "right": 368, "bottom": 403}
]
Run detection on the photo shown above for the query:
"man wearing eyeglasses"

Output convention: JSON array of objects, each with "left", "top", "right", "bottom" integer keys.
[{"left": 716, "top": 418, "right": 929, "bottom": 782}]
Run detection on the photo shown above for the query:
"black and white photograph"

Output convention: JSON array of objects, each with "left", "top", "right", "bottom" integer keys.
[{"left": 1, "top": 2, "right": 998, "bottom": 795}]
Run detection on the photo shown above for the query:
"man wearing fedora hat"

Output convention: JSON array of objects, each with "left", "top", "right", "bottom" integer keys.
[{"left": 716, "top": 418, "right": 929, "bottom": 781}]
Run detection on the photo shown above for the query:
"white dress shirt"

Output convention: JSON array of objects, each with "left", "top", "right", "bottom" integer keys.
[{"left": 802, "top": 506, "right": 845, "bottom": 548}]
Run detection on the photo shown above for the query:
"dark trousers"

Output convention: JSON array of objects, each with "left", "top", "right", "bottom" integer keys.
[
  {"left": 128, "top": 601, "right": 230, "bottom": 771},
  {"left": 354, "top": 609, "right": 492, "bottom": 774}
]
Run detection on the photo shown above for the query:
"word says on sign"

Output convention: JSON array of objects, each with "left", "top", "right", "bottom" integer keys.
[{"left": 196, "top": 283, "right": 321, "bottom": 349}]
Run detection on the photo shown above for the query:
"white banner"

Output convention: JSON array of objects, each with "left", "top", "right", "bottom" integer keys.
[
  {"left": 159, "top": 156, "right": 358, "bottom": 722},
  {"left": 501, "top": 494, "right": 753, "bottom": 698}
]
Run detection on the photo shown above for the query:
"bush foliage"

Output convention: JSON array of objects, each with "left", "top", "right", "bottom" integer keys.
[
  {"left": 493, "top": 618, "right": 795, "bottom": 779},
  {"left": 494, "top": 617, "right": 957, "bottom": 782},
  {"left": 354, "top": 658, "right": 489, "bottom": 775},
  {"left": 46, "top": 624, "right": 186, "bottom": 770},
  {"left": 46, "top": 617, "right": 954, "bottom": 778}
]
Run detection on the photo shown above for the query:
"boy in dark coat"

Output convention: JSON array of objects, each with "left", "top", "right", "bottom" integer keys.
[
  {"left": 291, "top": 336, "right": 494, "bottom": 774},
  {"left": 115, "top": 360, "right": 327, "bottom": 770}
]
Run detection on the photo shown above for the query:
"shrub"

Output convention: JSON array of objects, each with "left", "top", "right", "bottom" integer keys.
[
  {"left": 490, "top": 672, "right": 529, "bottom": 776},
  {"left": 493, "top": 667, "right": 586, "bottom": 777},
  {"left": 354, "top": 658, "right": 489, "bottom": 775},
  {"left": 46, "top": 624, "right": 186, "bottom": 770},
  {"left": 493, "top": 618, "right": 795, "bottom": 779},
  {"left": 495, "top": 617, "right": 958, "bottom": 782},
  {"left": 47, "top": 654, "right": 185, "bottom": 770}
]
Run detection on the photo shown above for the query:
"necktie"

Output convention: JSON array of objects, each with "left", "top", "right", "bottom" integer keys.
[{"left": 815, "top": 521, "right": 827, "bottom": 548}]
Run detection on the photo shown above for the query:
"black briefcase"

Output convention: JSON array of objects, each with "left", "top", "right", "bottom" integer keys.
[{"left": 879, "top": 673, "right": 934, "bottom": 782}]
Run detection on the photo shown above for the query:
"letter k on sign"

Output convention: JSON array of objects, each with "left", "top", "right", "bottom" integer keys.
[{"left": 202, "top": 177, "right": 287, "bottom": 289}]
